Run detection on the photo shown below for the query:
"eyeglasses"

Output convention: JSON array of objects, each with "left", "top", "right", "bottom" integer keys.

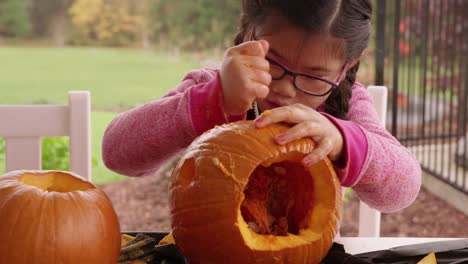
[
  {"left": 249, "top": 30, "right": 348, "bottom": 97},
  {"left": 266, "top": 54, "right": 348, "bottom": 97}
]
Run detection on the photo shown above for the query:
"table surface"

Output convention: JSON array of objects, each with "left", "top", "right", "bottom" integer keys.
[
  {"left": 126, "top": 232, "right": 466, "bottom": 256},
  {"left": 335, "top": 237, "right": 464, "bottom": 254}
]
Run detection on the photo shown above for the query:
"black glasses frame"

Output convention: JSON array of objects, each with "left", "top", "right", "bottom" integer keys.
[{"left": 266, "top": 55, "right": 348, "bottom": 97}]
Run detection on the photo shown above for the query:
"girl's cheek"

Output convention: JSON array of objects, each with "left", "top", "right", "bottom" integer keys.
[{"left": 296, "top": 95, "right": 323, "bottom": 110}]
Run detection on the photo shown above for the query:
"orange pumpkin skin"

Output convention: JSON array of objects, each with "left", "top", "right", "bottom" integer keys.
[
  {"left": 0, "top": 170, "right": 121, "bottom": 264},
  {"left": 170, "top": 121, "right": 343, "bottom": 264}
]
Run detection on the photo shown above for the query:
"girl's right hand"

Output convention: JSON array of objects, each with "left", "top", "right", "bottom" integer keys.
[{"left": 220, "top": 40, "right": 271, "bottom": 115}]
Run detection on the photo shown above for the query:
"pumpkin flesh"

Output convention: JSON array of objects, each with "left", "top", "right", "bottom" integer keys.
[
  {"left": 20, "top": 171, "right": 94, "bottom": 192},
  {"left": 170, "top": 121, "right": 342, "bottom": 264},
  {"left": 241, "top": 161, "right": 314, "bottom": 236},
  {"left": 237, "top": 152, "right": 341, "bottom": 253}
]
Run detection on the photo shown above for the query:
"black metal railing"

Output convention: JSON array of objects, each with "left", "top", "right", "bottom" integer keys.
[{"left": 375, "top": 0, "right": 468, "bottom": 194}]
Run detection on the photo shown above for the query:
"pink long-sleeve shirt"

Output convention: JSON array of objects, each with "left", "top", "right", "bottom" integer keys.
[{"left": 102, "top": 68, "right": 421, "bottom": 213}]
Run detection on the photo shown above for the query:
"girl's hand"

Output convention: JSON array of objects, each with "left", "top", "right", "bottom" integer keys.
[
  {"left": 254, "top": 104, "right": 344, "bottom": 166},
  {"left": 220, "top": 40, "right": 271, "bottom": 115}
]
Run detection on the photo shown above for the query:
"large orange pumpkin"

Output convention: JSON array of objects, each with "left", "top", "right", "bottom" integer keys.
[
  {"left": 0, "top": 170, "right": 121, "bottom": 264},
  {"left": 169, "top": 121, "right": 342, "bottom": 264}
]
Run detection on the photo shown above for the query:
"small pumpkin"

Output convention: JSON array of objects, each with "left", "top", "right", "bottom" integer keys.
[
  {"left": 169, "top": 121, "right": 342, "bottom": 264},
  {"left": 0, "top": 170, "right": 121, "bottom": 264}
]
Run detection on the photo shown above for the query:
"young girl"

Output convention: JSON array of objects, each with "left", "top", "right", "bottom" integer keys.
[{"left": 102, "top": 0, "right": 421, "bottom": 213}]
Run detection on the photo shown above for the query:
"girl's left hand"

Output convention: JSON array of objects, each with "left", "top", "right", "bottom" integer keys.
[{"left": 254, "top": 104, "right": 344, "bottom": 166}]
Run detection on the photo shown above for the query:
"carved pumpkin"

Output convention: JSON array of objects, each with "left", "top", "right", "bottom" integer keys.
[
  {"left": 0, "top": 170, "right": 121, "bottom": 264},
  {"left": 169, "top": 121, "right": 342, "bottom": 264}
]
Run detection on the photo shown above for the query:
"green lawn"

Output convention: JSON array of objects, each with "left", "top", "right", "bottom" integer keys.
[
  {"left": 0, "top": 46, "right": 198, "bottom": 110},
  {"left": 91, "top": 111, "right": 125, "bottom": 185},
  {"left": 0, "top": 46, "right": 200, "bottom": 184}
]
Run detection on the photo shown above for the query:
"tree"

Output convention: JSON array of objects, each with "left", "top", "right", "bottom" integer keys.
[
  {"left": 0, "top": 0, "right": 31, "bottom": 37},
  {"left": 149, "top": 0, "right": 241, "bottom": 50},
  {"left": 68, "top": 0, "right": 146, "bottom": 46},
  {"left": 29, "top": 0, "right": 74, "bottom": 46}
]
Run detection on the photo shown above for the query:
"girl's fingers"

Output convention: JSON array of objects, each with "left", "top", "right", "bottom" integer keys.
[
  {"left": 241, "top": 55, "right": 270, "bottom": 72},
  {"left": 302, "top": 138, "right": 334, "bottom": 166},
  {"left": 230, "top": 99, "right": 257, "bottom": 115},
  {"left": 246, "top": 82, "right": 269, "bottom": 99},
  {"left": 275, "top": 121, "right": 322, "bottom": 145},
  {"left": 258, "top": 40, "right": 269, "bottom": 56},
  {"left": 247, "top": 67, "right": 272, "bottom": 87},
  {"left": 238, "top": 66, "right": 270, "bottom": 99},
  {"left": 255, "top": 105, "right": 311, "bottom": 127},
  {"left": 234, "top": 40, "right": 269, "bottom": 57}
]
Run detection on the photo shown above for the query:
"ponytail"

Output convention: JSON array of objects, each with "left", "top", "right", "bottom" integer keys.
[{"left": 324, "top": 61, "right": 360, "bottom": 119}]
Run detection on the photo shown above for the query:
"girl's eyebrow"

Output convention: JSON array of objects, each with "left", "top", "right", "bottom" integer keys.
[
  {"left": 304, "top": 65, "right": 332, "bottom": 74},
  {"left": 268, "top": 47, "right": 332, "bottom": 74}
]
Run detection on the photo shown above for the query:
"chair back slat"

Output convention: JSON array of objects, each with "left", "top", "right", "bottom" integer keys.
[
  {"left": 69, "top": 92, "right": 91, "bottom": 180},
  {"left": 0, "top": 91, "right": 92, "bottom": 181},
  {"left": 0, "top": 105, "right": 68, "bottom": 137},
  {"left": 368, "top": 86, "right": 388, "bottom": 125},
  {"left": 6, "top": 137, "right": 42, "bottom": 171},
  {"left": 358, "top": 85, "right": 387, "bottom": 237}
]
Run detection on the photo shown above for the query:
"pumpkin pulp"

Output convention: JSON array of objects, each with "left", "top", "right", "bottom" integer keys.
[
  {"left": 20, "top": 172, "right": 94, "bottom": 192},
  {"left": 241, "top": 161, "right": 314, "bottom": 236}
]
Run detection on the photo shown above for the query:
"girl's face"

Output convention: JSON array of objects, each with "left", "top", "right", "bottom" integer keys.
[{"left": 255, "top": 14, "right": 347, "bottom": 112}]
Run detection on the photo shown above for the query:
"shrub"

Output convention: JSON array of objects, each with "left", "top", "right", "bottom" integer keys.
[
  {"left": 0, "top": 0, "right": 31, "bottom": 37},
  {"left": 0, "top": 137, "right": 97, "bottom": 173},
  {"left": 41, "top": 137, "right": 70, "bottom": 171},
  {"left": 149, "top": 0, "right": 241, "bottom": 50},
  {"left": 68, "top": 0, "right": 145, "bottom": 46}
]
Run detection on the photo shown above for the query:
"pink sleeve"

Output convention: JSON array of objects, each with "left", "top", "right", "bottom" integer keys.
[
  {"left": 342, "top": 83, "right": 422, "bottom": 213},
  {"left": 102, "top": 69, "right": 242, "bottom": 176},
  {"left": 190, "top": 71, "right": 245, "bottom": 133},
  {"left": 320, "top": 113, "right": 368, "bottom": 187}
]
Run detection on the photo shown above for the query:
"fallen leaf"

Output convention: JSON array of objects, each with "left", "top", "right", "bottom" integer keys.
[{"left": 417, "top": 252, "right": 437, "bottom": 264}]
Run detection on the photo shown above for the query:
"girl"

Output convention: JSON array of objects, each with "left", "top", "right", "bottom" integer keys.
[{"left": 102, "top": 0, "right": 421, "bottom": 213}]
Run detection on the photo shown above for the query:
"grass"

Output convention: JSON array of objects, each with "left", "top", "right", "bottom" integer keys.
[
  {"left": 91, "top": 111, "right": 126, "bottom": 185},
  {"left": 0, "top": 46, "right": 199, "bottom": 110},
  {"left": 0, "top": 46, "right": 201, "bottom": 184}
]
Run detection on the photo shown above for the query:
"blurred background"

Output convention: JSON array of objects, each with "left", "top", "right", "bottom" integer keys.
[
  {"left": 0, "top": 0, "right": 243, "bottom": 184},
  {"left": 0, "top": 0, "right": 375, "bottom": 184},
  {"left": 0, "top": 0, "right": 467, "bottom": 237}
]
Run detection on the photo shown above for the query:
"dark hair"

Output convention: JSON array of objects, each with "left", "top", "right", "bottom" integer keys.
[{"left": 234, "top": 0, "right": 372, "bottom": 119}]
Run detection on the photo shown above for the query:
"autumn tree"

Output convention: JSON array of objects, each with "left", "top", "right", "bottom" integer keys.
[{"left": 69, "top": 0, "right": 147, "bottom": 46}]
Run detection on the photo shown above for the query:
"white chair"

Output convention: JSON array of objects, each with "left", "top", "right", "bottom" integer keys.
[
  {"left": 357, "top": 85, "right": 387, "bottom": 237},
  {"left": 0, "top": 91, "right": 92, "bottom": 181},
  {"left": 337, "top": 86, "right": 467, "bottom": 254}
]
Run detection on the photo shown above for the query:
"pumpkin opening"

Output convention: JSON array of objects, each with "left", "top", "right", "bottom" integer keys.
[
  {"left": 241, "top": 160, "right": 314, "bottom": 236},
  {"left": 20, "top": 172, "right": 95, "bottom": 192}
]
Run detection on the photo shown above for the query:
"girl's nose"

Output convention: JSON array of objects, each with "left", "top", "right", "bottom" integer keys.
[{"left": 269, "top": 75, "right": 297, "bottom": 98}]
